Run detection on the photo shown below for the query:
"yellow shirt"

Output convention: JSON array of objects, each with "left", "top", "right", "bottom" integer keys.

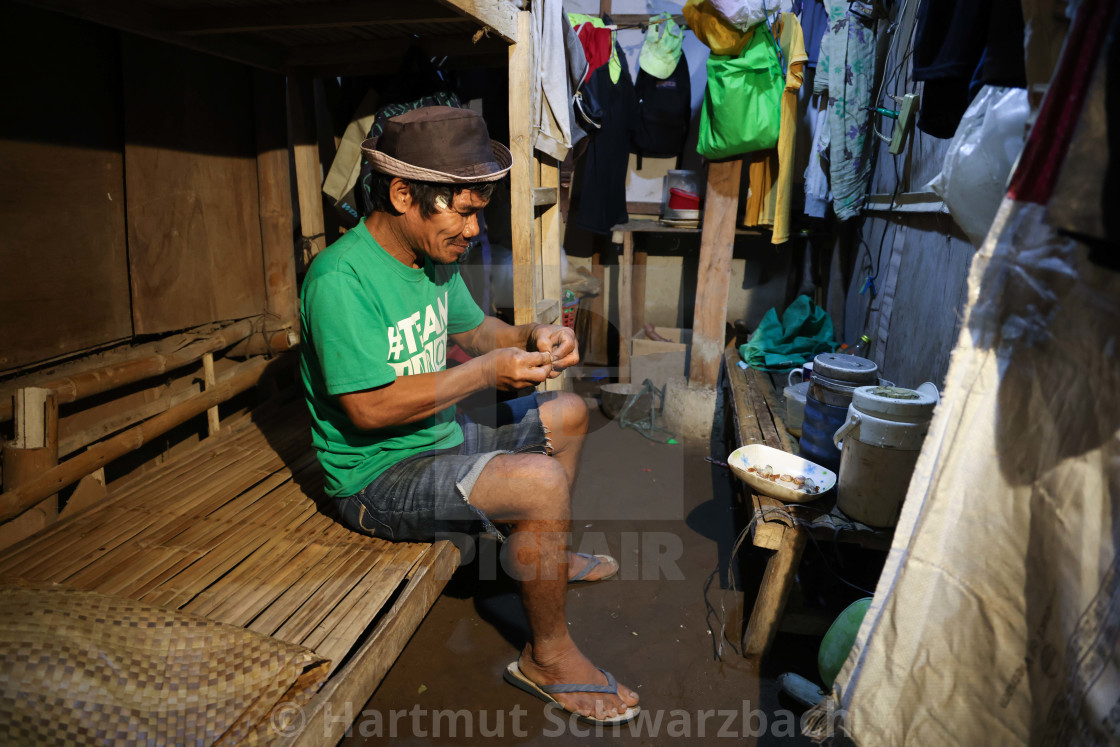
[{"left": 741, "top": 13, "right": 808, "bottom": 245}]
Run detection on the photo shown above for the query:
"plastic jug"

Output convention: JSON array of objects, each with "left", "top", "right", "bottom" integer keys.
[{"left": 833, "top": 383, "right": 940, "bottom": 527}]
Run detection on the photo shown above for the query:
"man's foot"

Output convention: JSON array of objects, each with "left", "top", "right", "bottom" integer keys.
[
  {"left": 567, "top": 552, "right": 619, "bottom": 583},
  {"left": 517, "top": 638, "right": 639, "bottom": 721}
]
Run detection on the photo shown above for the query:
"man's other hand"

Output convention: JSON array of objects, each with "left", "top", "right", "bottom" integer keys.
[
  {"left": 528, "top": 325, "right": 579, "bottom": 378},
  {"left": 485, "top": 349, "right": 554, "bottom": 390}
]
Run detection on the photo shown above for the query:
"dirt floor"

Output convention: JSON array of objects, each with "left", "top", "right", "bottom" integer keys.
[{"left": 338, "top": 388, "right": 851, "bottom": 745}]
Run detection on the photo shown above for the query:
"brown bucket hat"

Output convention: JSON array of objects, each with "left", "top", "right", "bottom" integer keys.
[{"left": 361, "top": 106, "right": 512, "bottom": 184}]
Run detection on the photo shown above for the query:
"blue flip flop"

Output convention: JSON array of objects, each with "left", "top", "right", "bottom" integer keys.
[
  {"left": 568, "top": 553, "right": 619, "bottom": 584},
  {"left": 503, "top": 660, "right": 640, "bottom": 725}
]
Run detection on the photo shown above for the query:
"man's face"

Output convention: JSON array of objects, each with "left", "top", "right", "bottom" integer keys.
[{"left": 407, "top": 188, "right": 489, "bottom": 265}]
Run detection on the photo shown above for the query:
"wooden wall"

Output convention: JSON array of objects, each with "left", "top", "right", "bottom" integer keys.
[
  {"left": 0, "top": 2, "right": 274, "bottom": 372},
  {"left": 0, "top": 4, "right": 132, "bottom": 370},
  {"left": 122, "top": 37, "right": 266, "bottom": 335}
]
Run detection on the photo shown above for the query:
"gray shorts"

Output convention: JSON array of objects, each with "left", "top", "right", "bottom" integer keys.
[{"left": 334, "top": 394, "right": 550, "bottom": 543}]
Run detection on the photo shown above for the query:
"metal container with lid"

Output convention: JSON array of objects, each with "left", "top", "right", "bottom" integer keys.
[
  {"left": 809, "top": 353, "right": 880, "bottom": 406},
  {"left": 799, "top": 353, "right": 884, "bottom": 471}
]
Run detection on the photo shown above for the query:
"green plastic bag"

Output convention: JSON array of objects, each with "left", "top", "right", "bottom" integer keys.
[
  {"left": 696, "top": 27, "right": 783, "bottom": 160},
  {"left": 738, "top": 295, "right": 836, "bottom": 371}
]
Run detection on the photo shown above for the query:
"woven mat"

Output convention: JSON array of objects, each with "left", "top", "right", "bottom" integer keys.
[{"left": 0, "top": 582, "right": 330, "bottom": 746}]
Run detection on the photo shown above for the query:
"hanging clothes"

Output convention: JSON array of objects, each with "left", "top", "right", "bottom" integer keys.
[
  {"left": 815, "top": 0, "right": 875, "bottom": 221},
  {"left": 741, "top": 12, "right": 809, "bottom": 244},
  {"left": 912, "top": 0, "right": 1028, "bottom": 138},
  {"left": 797, "top": 0, "right": 829, "bottom": 69},
  {"left": 572, "top": 36, "right": 638, "bottom": 235}
]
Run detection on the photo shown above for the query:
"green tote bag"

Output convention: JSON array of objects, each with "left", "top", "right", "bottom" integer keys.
[{"left": 697, "top": 26, "right": 783, "bottom": 160}]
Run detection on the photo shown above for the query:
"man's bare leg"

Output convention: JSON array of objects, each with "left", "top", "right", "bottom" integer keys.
[
  {"left": 535, "top": 392, "right": 619, "bottom": 582},
  {"left": 469, "top": 452, "right": 639, "bottom": 720}
]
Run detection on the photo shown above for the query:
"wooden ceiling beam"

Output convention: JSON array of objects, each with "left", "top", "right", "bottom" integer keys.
[
  {"left": 14, "top": 0, "right": 286, "bottom": 70},
  {"left": 431, "top": 0, "right": 518, "bottom": 42},
  {"left": 284, "top": 33, "right": 506, "bottom": 72},
  {"left": 172, "top": 1, "right": 465, "bottom": 36}
]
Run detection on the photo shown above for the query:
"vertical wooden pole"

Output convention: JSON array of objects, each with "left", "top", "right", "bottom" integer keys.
[
  {"left": 0, "top": 387, "right": 59, "bottom": 550},
  {"left": 540, "top": 156, "right": 562, "bottom": 305},
  {"left": 617, "top": 231, "right": 633, "bottom": 382},
  {"left": 690, "top": 160, "right": 742, "bottom": 388},
  {"left": 254, "top": 70, "right": 298, "bottom": 332},
  {"left": 586, "top": 249, "right": 609, "bottom": 365},
  {"left": 509, "top": 10, "right": 535, "bottom": 327},
  {"left": 288, "top": 77, "right": 327, "bottom": 271},
  {"left": 203, "top": 353, "right": 220, "bottom": 437},
  {"left": 633, "top": 249, "right": 648, "bottom": 332}
]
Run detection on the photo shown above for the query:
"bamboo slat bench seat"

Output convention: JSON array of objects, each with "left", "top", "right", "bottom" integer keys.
[
  {"left": 0, "top": 395, "right": 458, "bottom": 746},
  {"left": 722, "top": 347, "right": 891, "bottom": 662}
]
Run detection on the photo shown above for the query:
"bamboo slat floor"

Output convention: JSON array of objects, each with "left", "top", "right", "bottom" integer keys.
[{"left": 0, "top": 394, "right": 460, "bottom": 742}]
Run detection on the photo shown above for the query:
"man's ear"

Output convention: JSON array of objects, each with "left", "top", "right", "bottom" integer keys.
[{"left": 388, "top": 177, "right": 412, "bottom": 214}]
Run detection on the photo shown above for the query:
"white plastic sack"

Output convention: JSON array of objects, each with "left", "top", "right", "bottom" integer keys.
[
  {"left": 708, "top": 0, "right": 792, "bottom": 31},
  {"left": 928, "top": 86, "right": 1029, "bottom": 246}
]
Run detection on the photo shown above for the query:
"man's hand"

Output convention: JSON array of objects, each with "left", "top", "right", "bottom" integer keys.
[
  {"left": 527, "top": 324, "right": 580, "bottom": 378},
  {"left": 482, "top": 348, "right": 554, "bottom": 390}
]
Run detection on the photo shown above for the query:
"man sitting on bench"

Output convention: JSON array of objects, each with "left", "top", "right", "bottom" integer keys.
[{"left": 299, "top": 106, "right": 639, "bottom": 726}]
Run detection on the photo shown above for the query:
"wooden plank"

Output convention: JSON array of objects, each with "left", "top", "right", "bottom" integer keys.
[
  {"left": 123, "top": 36, "right": 267, "bottom": 335},
  {"left": 0, "top": 6, "right": 132, "bottom": 372},
  {"left": 283, "top": 542, "right": 459, "bottom": 746},
  {"left": 432, "top": 0, "right": 519, "bottom": 42},
  {"left": 253, "top": 70, "right": 299, "bottom": 331},
  {"left": 743, "top": 527, "right": 807, "bottom": 660},
  {"left": 724, "top": 349, "right": 764, "bottom": 446},
  {"left": 691, "top": 160, "right": 742, "bottom": 388},
  {"left": 508, "top": 10, "right": 535, "bottom": 326},
  {"left": 313, "top": 544, "right": 431, "bottom": 667},
  {"left": 618, "top": 232, "right": 634, "bottom": 383},
  {"left": 297, "top": 545, "right": 410, "bottom": 652}
]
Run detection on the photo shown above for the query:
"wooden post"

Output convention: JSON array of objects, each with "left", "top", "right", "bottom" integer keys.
[
  {"left": 254, "top": 70, "right": 298, "bottom": 332},
  {"left": 0, "top": 387, "right": 59, "bottom": 550},
  {"left": 617, "top": 231, "right": 633, "bottom": 383},
  {"left": 288, "top": 77, "right": 327, "bottom": 271},
  {"left": 509, "top": 10, "right": 535, "bottom": 326},
  {"left": 633, "top": 249, "right": 648, "bottom": 332},
  {"left": 203, "top": 352, "right": 220, "bottom": 436},
  {"left": 586, "top": 249, "right": 609, "bottom": 365},
  {"left": 690, "top": 160, "right": 742, "bottom": 388}
]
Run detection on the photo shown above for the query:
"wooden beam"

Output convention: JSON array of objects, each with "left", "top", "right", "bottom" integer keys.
[
  {"left": 0, "top": 320, "right": 254, "bottom": 424},
  {"left": 288, "top": 78, "right": 328, "bottom": 269},
  {"left": 633, "top": 250, "right": 648, "bottom": 333},
  {"left": 617, "top": 232, "right": 634, "bottom": 382},
  {"left": 508, "top": 11, "right": 535, "bottom": 326},
  {"left": 432, "top": 0, "right": 519, "bottom": 42},
  {"left": 690, "top": 160, "right": 742, "bottom": 389},
  {"left": 0, "top": 388, "right": 59, "bottom": 551},
  {"left": 535, "top": 299, "right": 561, "bottom": 326},
  {"left": 284, "top": 33, "right": 506, "bottom": 72},
  {"left": 533, "top": 187, "right": 559, "bottom": 206},
  {"left": 253, "top": 71, "right": 299, "bottom": 332},
  {"left": 203, "top": 353, "right": 220, "bottom": 437},
  {"left": 16, "top": 0, "right": 285, "bottom": 71},
  {"left": 172, "top": 1, "right": 463, "bottom": 35},
  {"left": 0, "top": 357, "right": 273, "bottom": 523}
]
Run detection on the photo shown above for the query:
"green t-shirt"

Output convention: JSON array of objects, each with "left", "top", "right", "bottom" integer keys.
[{"left": 299, "top": 221, "right": 485, "bottom": 497}]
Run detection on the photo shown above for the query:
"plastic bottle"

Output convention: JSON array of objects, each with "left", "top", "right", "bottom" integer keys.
[{"left": 849, "top": 334, "right": 871, "bottom": 357}]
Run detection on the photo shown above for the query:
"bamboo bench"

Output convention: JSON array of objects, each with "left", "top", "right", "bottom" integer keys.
[
  {"left": 0, "top": 394, "right": 458, "bottom": 745},
  {"left": 722, "top": 348, "right": 891, "bottom": 662}
]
